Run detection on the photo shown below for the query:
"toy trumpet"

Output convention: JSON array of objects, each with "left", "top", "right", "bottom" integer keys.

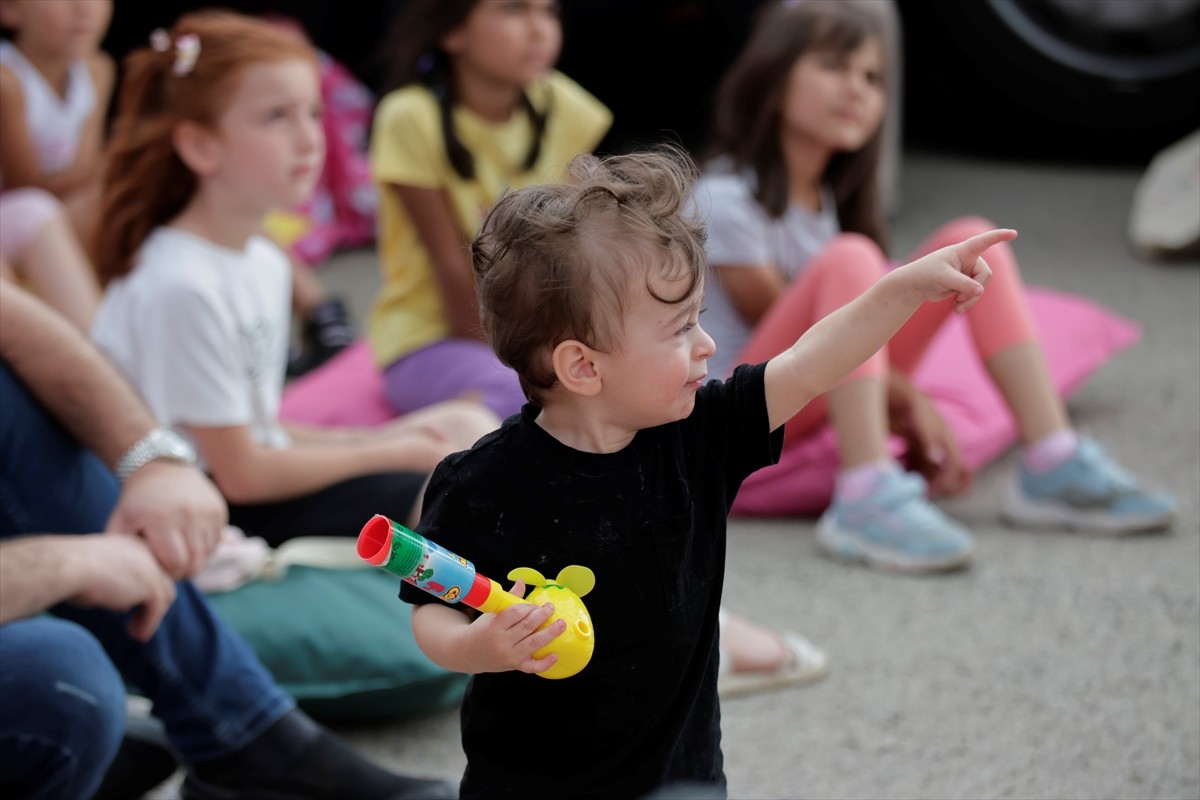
[{"left": 357, "top": 514, "right": 595, "bottom": 679}]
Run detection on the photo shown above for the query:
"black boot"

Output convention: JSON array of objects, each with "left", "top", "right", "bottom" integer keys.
[
  {"left": 180, "top": 709, "right": 457, "bottom": 800},
  {"left": 92, "top": 705, "right": 181, "bottom": 800}
]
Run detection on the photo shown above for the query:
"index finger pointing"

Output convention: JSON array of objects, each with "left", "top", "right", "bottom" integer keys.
[{"left": 956, "top": 228, "right": 1017, "bottom": 261}]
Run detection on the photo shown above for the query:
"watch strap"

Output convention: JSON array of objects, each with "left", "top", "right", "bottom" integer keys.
[{"left": 115, "top": 428, "right": 196, "bottom": 482}]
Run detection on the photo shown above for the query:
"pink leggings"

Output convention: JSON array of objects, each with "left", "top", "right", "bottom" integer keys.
[{"left": 738, "top": 216, "right": 1037, "bottom": 447}]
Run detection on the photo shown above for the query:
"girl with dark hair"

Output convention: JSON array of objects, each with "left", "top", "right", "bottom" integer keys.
[
  {"left": 695, "top": 0, "right": 1176, "bottom": 572},
  {"left": 366, "top": 0, "right": 611, "bottom": 420}
]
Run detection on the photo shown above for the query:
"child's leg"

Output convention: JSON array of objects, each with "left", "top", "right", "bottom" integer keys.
[
  {"left": 63, "top": 180, "right": 102, "bottom": 252},
  {"left": 897, "top": 218, "right": 1175, "bottom": 532},
  {"left": 890, "top": 216, "right": 1068, "bottom": 444},
  {"left": 286, "top": 254, "right": 355, "bottom": 378},
  {"left": 291, "top": 256, "right": 330, "bottom": 316},
  {"left": 737, "top": 237, "right": 973, "bottom": 570},
  {"left": 728, "top": 234, "right": 974, "bottom": 571},
  {"left": 382, "top": 339, "right": 526, "bottom": 421},
  {"left": 0, "top": 189, "right": 100, "bottom": 332},
  {"left": 737, "top": 233, "right": 892, "bottom": 464},
  {"left": 716, "top": 609, "right": 828, "bottom": 699}
]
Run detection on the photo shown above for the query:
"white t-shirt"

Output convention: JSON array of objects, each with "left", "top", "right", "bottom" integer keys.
[
  {"left": 92, "top": 228, "right": 292, "bottom": 469},
  {"left": 691, "top": 163, "right": 840, "bottom": 379}
]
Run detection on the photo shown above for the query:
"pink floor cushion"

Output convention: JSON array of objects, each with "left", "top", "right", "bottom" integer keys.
[
  {"left": 730, "top": 287, "right": 1142, "bottom": 518},
  {"left": 281, "top": 340, "right": 394, "bottom": 427}
]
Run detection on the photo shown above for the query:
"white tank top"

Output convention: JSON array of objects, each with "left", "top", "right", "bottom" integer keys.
[{"left": 0, "top": 40, "right": 95, "bottom": 175}]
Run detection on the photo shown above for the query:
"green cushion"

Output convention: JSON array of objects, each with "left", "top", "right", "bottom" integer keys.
[{"left": 207, "top": 566, "right": 467, "bottom": 723}]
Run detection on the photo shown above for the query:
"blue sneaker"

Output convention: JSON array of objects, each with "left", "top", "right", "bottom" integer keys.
[
  {"left": 816, "top": 468, "right": 974, "bottom": 572},
  {"left": 1002, "top": 438, "right": 1177, "bottom": 533}
]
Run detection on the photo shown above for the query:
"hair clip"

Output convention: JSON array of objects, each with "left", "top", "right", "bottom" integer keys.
[
  {"left": 172, "top": 33, "right": 201, "bottom": 76},
  {"left": 416, "top": 52, "right": 435, "bottom": 75},
  {"left": 781, "top": 0, "right": 804, "bottom": 7},
  {"left": 149, "top": 28, "right": 171, "bottom": 53}
]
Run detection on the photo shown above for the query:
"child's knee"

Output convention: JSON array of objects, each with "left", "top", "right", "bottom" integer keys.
[
  {"left": 0, "top": 188, "right": 66, "bottom": 264},
  {"left": 938, "top": 215, "right": 998, "bottom": 243},
  {"left": 438, "top": 400, "right": 502, "bottom": 444},
  {"left": 810, "top": 233, "right": 888, "bottom": 287}
]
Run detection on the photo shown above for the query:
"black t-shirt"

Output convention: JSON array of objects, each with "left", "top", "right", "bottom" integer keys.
[{"left": 400, "top": 363, "right": 783, "bottom": 799}]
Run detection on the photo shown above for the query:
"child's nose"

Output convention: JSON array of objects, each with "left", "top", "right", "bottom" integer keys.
[{"left": 299, "top": 119, "right": 323, "bottom": 154}]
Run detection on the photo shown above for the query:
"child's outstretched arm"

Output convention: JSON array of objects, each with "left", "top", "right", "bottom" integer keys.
[
  {"left": 762, "top": 228, "right": 1017, "bottom": 431},
  {"left": 411, "top": 581, "right": 567, "bottom": 676}
]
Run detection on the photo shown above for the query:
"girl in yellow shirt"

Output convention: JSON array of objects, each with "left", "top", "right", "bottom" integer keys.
[{"left": 368, "top": 0, "right": 611, "bottom": 419}]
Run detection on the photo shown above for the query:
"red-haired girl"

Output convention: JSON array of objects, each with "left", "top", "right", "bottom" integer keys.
[{"left": 90, "top": 11, "right": 498, "bottom": 551}]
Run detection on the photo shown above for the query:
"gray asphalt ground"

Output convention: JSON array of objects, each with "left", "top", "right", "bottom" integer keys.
[{"left": 145, "top": 150, "right": 1197, "bottom": 800}]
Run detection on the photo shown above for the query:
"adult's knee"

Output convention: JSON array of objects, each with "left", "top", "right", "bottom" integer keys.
[{"left": 0, "top": 618, "right": 126, "bottom": 800}]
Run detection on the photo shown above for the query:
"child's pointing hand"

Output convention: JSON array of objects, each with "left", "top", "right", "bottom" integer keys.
[{"left": 901, "top": 228, "right": 1017, "bottom": 313}]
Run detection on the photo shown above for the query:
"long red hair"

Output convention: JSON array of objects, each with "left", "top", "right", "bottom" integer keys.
[{"left": 94, "top": 10, "right": 315, "bottom": 284}]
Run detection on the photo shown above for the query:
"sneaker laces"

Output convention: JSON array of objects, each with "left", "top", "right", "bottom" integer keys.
[
  {"left": 847, "top": 471, "right": 948, "bottom": 529},
  {"left": 1076, "top": 441, "right": 1138, "bottom": 493},
  {"left": 871, "top": 470, "right": 930, "bottom": 512}
]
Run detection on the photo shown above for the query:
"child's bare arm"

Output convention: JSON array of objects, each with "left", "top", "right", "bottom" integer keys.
[
  {"left": 411, "top": 592, "right": 566, "bottom": 675},
  {"left": 64, "top": 51, "right": 116, "bottom": 187},
  {"left": 389, "top": 183, "right": 484, "bottom": 339},
  {"left": 0, "top": 65, "right": 41, "bottom": 190},
  {"left": 188, "top": 424, "right": 458, "bottom": 504},
  {"left": 763, "top": 228, "right": 1016, "bottom": 431},
  {"left": 0, "top": 54, "right": 113, "bottom": 197}
]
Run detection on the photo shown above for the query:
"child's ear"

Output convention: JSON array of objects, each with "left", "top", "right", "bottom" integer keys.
[
  {"left": 551, "top": 340, "right": 601, "bottom": 397},
  {"left": 172, "top": 120, "right": 221, "bottom": 177}
]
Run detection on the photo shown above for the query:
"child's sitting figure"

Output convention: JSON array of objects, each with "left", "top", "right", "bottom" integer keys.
[{"left": 400, "top": 146, "right": 1015, "bottom": 799}]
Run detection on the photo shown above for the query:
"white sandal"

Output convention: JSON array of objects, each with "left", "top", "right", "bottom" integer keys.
[{"left": 717, "top": 611, "right": 830, "bottom": 700}]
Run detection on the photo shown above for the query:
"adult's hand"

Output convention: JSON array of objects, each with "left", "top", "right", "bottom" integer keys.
[
  {"left": 69, "top": 533, "right": 178, "bottom": 641},
  {"left": 105, "top": 461, "right": 228, "bottom": 580}
]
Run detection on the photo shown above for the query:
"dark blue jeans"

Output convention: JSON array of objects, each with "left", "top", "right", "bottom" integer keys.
[
  {"left": 0, "top": 618, "right": 127, "bottom": 800},
  {"left": 0, "top": 363, "right": 294, "bottom": 794}
]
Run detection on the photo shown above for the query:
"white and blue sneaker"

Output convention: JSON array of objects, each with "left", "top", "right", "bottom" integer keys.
[
  {"left": 816, "top": 468, "right": 974, "bottom": 573},
  {"left": 1002, "top": 438, "right": 1177, "bottom": 533}
]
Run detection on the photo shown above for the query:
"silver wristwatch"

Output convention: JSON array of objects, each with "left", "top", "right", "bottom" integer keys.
[{"left": 115, "top": 428, "right": 197, "bottom": 482}]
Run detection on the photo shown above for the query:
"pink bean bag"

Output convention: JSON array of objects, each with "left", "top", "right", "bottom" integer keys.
[
  {"left": 280, "top": 287, "right": 1141, "bottom": 517},
  {"left": 732, "top": 287, "right": 1141, "bottom": 516},
  {"left": 281, "top": 340, "right": 395, "bottom": 427}
]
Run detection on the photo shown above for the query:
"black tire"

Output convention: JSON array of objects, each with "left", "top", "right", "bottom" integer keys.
[{"left": 897, "top": 0, "right": 1200, "bottom": 163}]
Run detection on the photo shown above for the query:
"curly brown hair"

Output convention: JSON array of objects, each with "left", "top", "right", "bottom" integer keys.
[{"left": 471, "top": 146, "right": 707, "bottom": 406}]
